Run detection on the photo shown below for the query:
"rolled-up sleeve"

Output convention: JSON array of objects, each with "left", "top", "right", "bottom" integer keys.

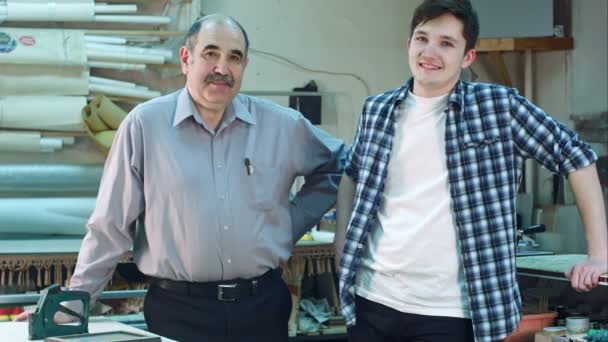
[
  {"left": 69, "top": 111, "right": 145, "bottom": 304},
  {"left": 510, "top": 92, "right": 598, "bottom": 176}
]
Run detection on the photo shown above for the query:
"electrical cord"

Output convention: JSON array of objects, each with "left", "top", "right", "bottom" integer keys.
[{"left": 251, "top": 48, "right": 372, "bottom": 96}]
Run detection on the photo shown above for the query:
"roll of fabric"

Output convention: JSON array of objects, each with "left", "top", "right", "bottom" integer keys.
[
  {"left": 0, "top": 131, "right": 41, "bottom": 152},
  {"left": 0, "top": 96, "right": 87, "bottom": 131},
  {"left": 94, "top": 131, "right": 117, "bottom": 149},
  {"left": 0, "top": 64, "right": 89, "bottom": 96},
  {"left": 82, "top": 95, "right": 127, "bottom": 154},
  {"left": 0, "top": 131, "right": 63, "bottom": 152},
  {"left": 0, "top": 164, "right": 102, "bottom": 195},
  {"left": 83, "top": 106, "right": 110, "bottom": 132},
  {"left": 0, "top": 197, "right": 95, "bottom": 235},
  {"left": 0, "top": 27, "right": 86, "bottom": 66},
  {"left": 89, "top": 95, "right": 127, "bottom": 129},
  {"left": 5, "top": 0, "right": 94, "bottom": 22}
]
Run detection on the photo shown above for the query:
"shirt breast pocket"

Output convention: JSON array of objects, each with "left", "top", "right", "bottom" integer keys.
[
  {"left": 460, "top": 134, "right": 500, "bottom": 153},
  {"left": 245, "top": 164, "right": 280, "bottom": 211},
  {"left": 458, "top": 133, "right": 511, "bottom": 178}
]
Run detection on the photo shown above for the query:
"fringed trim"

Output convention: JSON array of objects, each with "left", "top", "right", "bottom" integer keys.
[
  {"left": 0, "top": 253, "right": 132, "bottom": 290},
  {"left": 281, "top": 243, "right": 335, "bottom": 282}
]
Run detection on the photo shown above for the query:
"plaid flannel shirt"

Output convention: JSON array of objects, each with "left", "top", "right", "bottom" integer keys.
[{"left": 339, "top": 79, "right": 597, "bottom": 342}]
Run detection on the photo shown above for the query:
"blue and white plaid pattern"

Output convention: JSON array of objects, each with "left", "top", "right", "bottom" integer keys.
[{"left": 339, "top": 79, "right": 597, "bottom": 342}]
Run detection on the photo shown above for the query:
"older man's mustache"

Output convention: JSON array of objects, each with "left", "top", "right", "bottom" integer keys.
[{"left": 205, "top": 73, "right": 235, "bottom": 87}]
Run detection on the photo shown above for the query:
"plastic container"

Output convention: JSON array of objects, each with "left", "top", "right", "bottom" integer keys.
[
  {"left": 566, "top": 316, "right": 590, "bottom": 335},
  {"left": 504, "top": 312, "right": 558, "bottom": 342}
]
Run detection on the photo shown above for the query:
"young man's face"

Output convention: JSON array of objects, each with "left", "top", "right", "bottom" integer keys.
[
  {"left": 408, "top": 13, "right": 476, "bottom": 97},
  {"left": 180, "top": 21, "right": 248, "bottom": 114}
]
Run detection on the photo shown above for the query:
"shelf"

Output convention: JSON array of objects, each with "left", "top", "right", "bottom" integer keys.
[
  {"left": 476, "top": 37, "right": 573, "bottom": 52},
  {"left": 474, "top": 36, "right": 574, "bottom": 89}
]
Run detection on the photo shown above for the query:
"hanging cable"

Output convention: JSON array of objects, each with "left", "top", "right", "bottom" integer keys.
[{"left": 251, "top": 48, "right": 371, "bottom": 96}]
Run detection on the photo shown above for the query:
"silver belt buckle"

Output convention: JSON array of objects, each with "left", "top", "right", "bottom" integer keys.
[{"left": 217, "top": 283, "right": 238, "bottom": 301}]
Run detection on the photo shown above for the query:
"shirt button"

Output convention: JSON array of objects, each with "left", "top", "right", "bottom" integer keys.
[
  {"left": 367, "top": 215, "right": 373, "bottom": 219},
  {"left": 217, "top": 164, "right": 223, "bottom": 169},
  {"left": 223, "top": 226, "right": 229, "bottom": 231},
  {"left": 219, "top": 194, "right": 225, "bottom": 200},
  {"left": 226, "top": 258, "right": 232, "bottom": 263},
  {"left": 357, "top": 244, "right": 363, "bottom": 249}
]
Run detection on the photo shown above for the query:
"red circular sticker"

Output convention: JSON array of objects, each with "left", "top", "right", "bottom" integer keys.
[{"left": 19, "top": 36, "right": 36, "bottom": 46}]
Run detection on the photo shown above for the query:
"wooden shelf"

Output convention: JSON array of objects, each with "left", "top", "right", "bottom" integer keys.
[
  {"left": 474, "top": 37, "right": 574, "bottom": 88},
  {"left": 476, "top": 37, "right": 573, "bottom": 52}
]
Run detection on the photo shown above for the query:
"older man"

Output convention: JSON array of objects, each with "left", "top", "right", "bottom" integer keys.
[{"left": 18, "top": 14, "right": 345, "bottom": 342}]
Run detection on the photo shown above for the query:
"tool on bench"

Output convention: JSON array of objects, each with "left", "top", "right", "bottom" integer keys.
[{"left": 28, "top": 284, "right": 90, "bottom": 340}]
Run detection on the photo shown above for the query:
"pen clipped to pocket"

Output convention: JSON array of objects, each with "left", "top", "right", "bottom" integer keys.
[{"left": 244, "top": 158, "right": 254, "bottom": 175}]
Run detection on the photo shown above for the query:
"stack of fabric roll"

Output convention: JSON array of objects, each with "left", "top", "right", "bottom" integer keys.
[{"left": 82, "top": 95, "right": 128, "bottom": 154}]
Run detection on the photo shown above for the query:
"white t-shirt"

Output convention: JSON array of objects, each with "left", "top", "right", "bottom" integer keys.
[{"left": 355, "top": 91, "right": 470, "bottom": 319}]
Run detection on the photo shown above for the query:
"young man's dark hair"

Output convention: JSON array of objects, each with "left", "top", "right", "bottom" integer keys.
[{"left": 410, "top": 0, "right": 479, "bottom": 52}]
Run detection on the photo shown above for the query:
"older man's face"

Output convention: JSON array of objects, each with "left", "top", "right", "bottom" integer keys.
[{"left": 180, "top": 22, "right": 248, "bottom": 113}]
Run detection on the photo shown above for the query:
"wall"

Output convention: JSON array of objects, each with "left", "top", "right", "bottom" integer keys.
[
  {"left": 201, "top": 0, "right": 420, "bottom": 141},
  {"left": 534, "top": 0, "right": 608, "bottom": 212},
  {"left": 200, "top": 1, "right": 607, "bottom": 253}
]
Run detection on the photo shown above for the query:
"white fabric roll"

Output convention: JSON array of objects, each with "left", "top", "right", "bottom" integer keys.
[
  {"left": 0, "top": 96, "right": 87, "bottom": 131},
  {"left": 0, "top": 28, "right": 86, "bottom": 66},
  {"left": 87, "top": 61, "right": 146, "bottom": 71},
  {"left": 0, "top": 64, "right": 89, "bottom": 95},
  {"left": 0, "top": 131, "right": 41, "bottom": 152},
  {"left": 86, "top": 42, "right": 172, "bottom": 58},
  {"left": 84, "top": 35, "right": 127, "bottom": 45},
  {"left": 87, "top": 49, "right": 165, "bottom": 64},
  {"left": 90, "top": 76, "right": 137, "bottom": 88},
  {"left": 6, "top": 0, "right": 94, "bottom": 21},
  {"left": 94, "top": 15, "right": 171, "bottom": 25},
  {"left": 94, "top": 4, "right": 137, "bottom": 14},
  {"left": 0, "top": 6, "right": 7, "bottom": 23},
  {"left": 0, "top": 197, "right": 95, "bottom": 235},
  {"left": 0, "top": 131, "right": 63, "bottom": 152},
  {"left": 89, "top": 83, "right": 161, "bottom": 99},
  {"left": 40, "top": 137, "right": 64, "bottom": 150}
]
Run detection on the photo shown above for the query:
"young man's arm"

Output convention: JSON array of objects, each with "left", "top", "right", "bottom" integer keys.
[
  {"left": 335, "top": 174, "right": 356, "bottom": 271},
  {"left": 565, "top": 163, "right": 608, "bottom": 292},
  {"left": 508, "top": 91, "right": 606, "bottom": 291}
]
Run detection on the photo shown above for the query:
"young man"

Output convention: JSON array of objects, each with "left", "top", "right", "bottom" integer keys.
[
  {"left": 335, "top": 1, "right": 607, "bottom": 341},
  {"left": 17, "top": 15, "right": 345, "bottom": 342}
]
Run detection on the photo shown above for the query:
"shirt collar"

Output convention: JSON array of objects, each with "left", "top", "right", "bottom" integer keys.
[
  {"left": 173, "top": 89, "right": 257, "bottom": 128},
  {"left": 228, "top": 94, "right": 256, "bottom": 126},
  {"left": 401, "top": 78, "right": 465, "bottom": 110},
  {"left": 173, "top": 88, "right": 199, "bottom": 127}
]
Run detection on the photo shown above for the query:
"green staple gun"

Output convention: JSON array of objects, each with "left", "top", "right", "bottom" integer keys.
[{"left": 28, "top": 284, "right": 90, "bottom": 340}]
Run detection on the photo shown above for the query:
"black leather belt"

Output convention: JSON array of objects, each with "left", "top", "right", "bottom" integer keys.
[{"left": 149, "top": 269, "right": 280, "bottom": 302}]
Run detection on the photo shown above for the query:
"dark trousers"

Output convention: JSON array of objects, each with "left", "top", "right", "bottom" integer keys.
[
  {"left": 347, "top": 295, "right": 475, "bottom": 342},
  {"left": 144, "top": 271, "right": 292, "bottom": 342}
]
